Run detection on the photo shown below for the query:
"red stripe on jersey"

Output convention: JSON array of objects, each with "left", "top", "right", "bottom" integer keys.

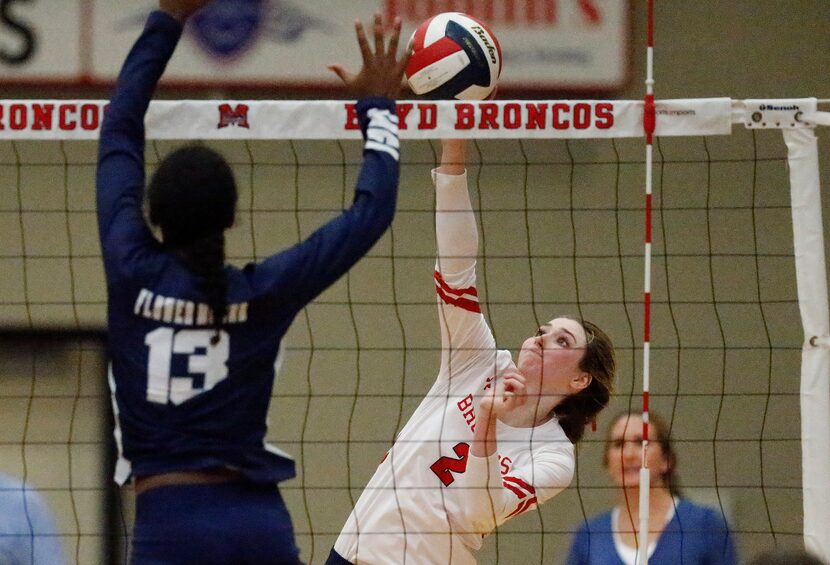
[
  {"left": 503, "top": 475, "right": 536, "bottom": 494},
  {"left": 406, "top": 36, "right": 464, "bottom": 76},
  {"left": 434, "top": 271, "right": 478, "bottom": 297},
  {"left": 505, "top": 496, "right": 538, "bottom": 519},
  {"left": 436, "top": 285, "right": 481, "bottom": 313},
  {"left": 503, "top": 481, "right": 526, "bottom": 499},
  {"left": 506, "top": 500, "right": 529, "bottom": 519}
]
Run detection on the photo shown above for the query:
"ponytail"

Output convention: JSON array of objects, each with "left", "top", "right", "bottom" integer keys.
[
  {"left": 147, "top": 143, "right": 237, "bottom": 344},
  {"left": 178, "top": 233, "right": 228, "bottom": 344}
]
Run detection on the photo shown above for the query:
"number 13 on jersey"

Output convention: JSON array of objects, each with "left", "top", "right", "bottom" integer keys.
[{"left": 144, "top": 328, "right": 230, "bottom": 405}]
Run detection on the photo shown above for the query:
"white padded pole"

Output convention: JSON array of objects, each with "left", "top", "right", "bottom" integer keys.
[{"left": 783, "top": 127, "right": 830, "bottom": 562}]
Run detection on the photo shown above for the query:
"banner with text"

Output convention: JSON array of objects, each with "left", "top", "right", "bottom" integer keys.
[
  {"left": 0, "top": 0, "right": 629, "bottom": 92},
  {"left": 0, "top": 99, "right": 735, "bottom": 140}
]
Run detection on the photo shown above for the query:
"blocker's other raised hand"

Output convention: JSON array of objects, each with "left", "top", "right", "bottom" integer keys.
[
  {"left": 328, "top": 12, "right": 411, "bottom": 100},
  {"left": 159, "top": 0, "right": 214, "bottom": 22}
]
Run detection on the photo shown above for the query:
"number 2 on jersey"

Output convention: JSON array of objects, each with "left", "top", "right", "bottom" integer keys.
[
  {"left": 430, "top": 442, "right": 470, "bottom": 486},
  {"left": 144, "top": 328, "right": 230, "bottom": 405}
]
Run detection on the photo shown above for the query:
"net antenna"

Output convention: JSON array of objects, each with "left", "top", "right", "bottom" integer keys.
[{"left": 638, "top": 1, "right": 655, "bottom": 563}]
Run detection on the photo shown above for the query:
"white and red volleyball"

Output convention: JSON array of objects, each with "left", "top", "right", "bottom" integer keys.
[{"left": 405, "top": 12, "right": 502, "bottom": 101}]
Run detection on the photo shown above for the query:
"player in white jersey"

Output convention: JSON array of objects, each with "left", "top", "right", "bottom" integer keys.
[{"left": 328, "top": 139, "right": 617, "bottom": 565}]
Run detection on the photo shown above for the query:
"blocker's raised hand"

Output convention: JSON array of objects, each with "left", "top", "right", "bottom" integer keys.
[
  {"left": 328, "top": 12, "right": 411, "bottom": 100},
  {"left": 159, "top": 0, "right": 214, "bottom": 22}
]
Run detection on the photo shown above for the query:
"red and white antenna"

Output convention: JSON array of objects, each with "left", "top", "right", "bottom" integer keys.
[{"left": 637, "top": 0, "right": 656, "bottom": 564}]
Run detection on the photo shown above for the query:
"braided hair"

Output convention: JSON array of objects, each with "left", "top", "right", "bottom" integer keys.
[{"left": 148, "top": 144, "right": 237, "bottom": 343}]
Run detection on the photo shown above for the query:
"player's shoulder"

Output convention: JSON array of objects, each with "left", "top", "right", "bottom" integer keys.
[
  {"left": 502, "top": 419, "right": 575, "bottom": 483},
  {"left": 225, "top": 263, "right": 268, "bottom": 301},
  {"left": 535, "top": 415, "right": 574, "bottom": 451},
  {"left": 675, "top": 498, "right": 727, "bottom": 525},
  {"left": 501, "top": 416, "right": 573, "bottom": 464},
  {"left": 232, "top": 256, "right": 298, "bottom": 301}
]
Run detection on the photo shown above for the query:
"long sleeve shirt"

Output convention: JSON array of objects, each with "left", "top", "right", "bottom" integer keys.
[
  {"left": 333, "top": 169, "right": 574, "bottom": 565},
  {"left": 96, "top": 10, "right": 401, "bottom": 485}
]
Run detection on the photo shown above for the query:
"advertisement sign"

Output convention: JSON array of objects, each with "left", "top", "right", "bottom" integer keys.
[{"left": 0, "top": 0, "right": 629, "bottom": 92}]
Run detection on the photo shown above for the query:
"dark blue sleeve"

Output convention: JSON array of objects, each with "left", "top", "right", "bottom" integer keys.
[
  {"left": 96, "top": 11, "right": 183, "bottom": 283},
  {"left": 250, "top": 97, "right": 400, "bottom": 306}
]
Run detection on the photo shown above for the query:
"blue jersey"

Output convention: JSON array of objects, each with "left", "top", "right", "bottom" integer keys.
[
  {"left": 566, "top": 498, "right": 737, "bottom": 565},
  {"left": 97, "top": 11, "right": 400, "bottom": 486},
  {"left": 0, "top": 473, "right": 66, "bottom": 565}
]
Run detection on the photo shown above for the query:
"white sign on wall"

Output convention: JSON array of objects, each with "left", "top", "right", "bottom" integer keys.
[{"left": 0, "top": 0, "right": 629, "bottom": 92}]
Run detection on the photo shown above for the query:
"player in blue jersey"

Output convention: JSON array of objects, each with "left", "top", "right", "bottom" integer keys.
[{"left": 96, "top": 1, "right": 409, "bottom": 563}]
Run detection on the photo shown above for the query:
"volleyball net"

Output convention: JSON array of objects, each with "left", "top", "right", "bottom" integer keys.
[{"left": 0, "top": 98, "right": 827, "bottom": 563}]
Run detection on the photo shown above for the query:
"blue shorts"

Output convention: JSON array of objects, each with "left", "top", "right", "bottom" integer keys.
[{"left": 131, "top": 481, "right": 303, "bottom": 565}]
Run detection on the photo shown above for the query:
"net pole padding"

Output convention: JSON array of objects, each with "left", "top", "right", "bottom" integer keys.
[
  {"left": 637, "top": 1, "right": 656, "bottom": 563},
  {"left": 800, "top": 111, "right": 830, "bottom": 127},
  {"left": 783, "top": 127, "right": 830, "bottom": 562}
]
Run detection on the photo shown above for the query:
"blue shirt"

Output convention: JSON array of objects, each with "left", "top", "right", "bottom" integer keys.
[
  {"left": 0, "top": 474, "right": 66, "bottom": 565},
  {"left": 566, "top": 498, "right": 737, "bottom": 565},
  {"left": 97, "top": 11, "right": 399, "bottom": 485}
]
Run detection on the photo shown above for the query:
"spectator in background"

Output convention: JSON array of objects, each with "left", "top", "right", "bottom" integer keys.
[
  {"left": 566, "top": 411, "right": 737, "bottom": 564},
  {"left": 0, "top": 472, "right": 66, "bottom": 565}
]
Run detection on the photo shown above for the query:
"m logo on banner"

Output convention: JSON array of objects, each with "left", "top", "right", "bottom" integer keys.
[{"left": 218, "top": 104, "right": 250, "bottom": 129}]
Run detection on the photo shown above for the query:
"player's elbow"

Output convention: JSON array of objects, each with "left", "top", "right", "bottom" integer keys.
[{"left": 358, "top": 184, "right": 398, "bottom": 237}]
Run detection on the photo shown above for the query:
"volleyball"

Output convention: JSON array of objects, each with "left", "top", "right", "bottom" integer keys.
[{"left": 404, "top": 12, "right": 502, "bottom": 101}]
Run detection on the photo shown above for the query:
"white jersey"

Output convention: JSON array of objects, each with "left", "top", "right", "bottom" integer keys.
[{"left": 333, "top": 171, "right": 575, "bottom": 564}]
